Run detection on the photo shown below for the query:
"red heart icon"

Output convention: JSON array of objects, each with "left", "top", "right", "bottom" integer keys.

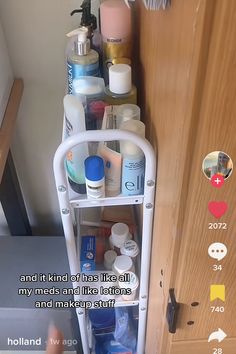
[{"left": 208, "top": 201, "right": 228, "bottom": 219}]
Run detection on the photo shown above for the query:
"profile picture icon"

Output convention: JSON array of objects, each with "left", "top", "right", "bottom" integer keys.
[{"left": 202, "top": 151, "right": 233, "bottom": 180}]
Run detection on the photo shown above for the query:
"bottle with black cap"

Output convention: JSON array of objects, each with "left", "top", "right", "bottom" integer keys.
[{"left": 70, "top": 0, "right": 102, "bottom": 68}]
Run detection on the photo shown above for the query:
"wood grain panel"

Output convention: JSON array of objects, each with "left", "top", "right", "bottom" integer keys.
[
  {"left": 0, "top": 79, "right": 23, "bottom": 181},
  {"left": 171, "top": 338, "right": 236, "bottom": 354},
  {"left": 135, "top": 0, "right": 215, "bottom": 352},
  {"left": 174, "top": 0, "right": 236, "bottom": 341}
]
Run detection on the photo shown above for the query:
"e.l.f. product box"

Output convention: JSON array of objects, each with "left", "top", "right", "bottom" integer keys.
[{"left": 80, "top": 236, "right": 96, "bottom": 272}]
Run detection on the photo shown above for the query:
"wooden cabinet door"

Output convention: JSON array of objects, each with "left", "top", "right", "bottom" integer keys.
[{"left": 136, "top": 0, "right": 236, "bottom": 353}]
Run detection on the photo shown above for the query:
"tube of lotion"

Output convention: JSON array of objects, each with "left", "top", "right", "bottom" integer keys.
[
  {"left": 63, "top": 94, "right": 89, "bottom": 194},
  {"left": 98, "top": 144, "right": 122, "bottom": 197}
]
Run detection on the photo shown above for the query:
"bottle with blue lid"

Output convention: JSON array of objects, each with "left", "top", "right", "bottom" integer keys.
[{"left": 84, "top": 155, "right": 105, "bottom": 198}]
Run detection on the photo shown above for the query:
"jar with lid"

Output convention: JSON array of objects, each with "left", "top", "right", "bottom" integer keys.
[
  {"left": 112, "top": 255, "right": 134, "bottom": 275},
  {"left": 120, "top": 240, "right": 139, "bottom": 261},
  {"left": 109, "top": 222, "right": 132, "bottom": 254}
]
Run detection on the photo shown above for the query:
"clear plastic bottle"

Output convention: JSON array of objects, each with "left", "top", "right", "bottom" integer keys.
[
  {"left": 116, "top": 103, "right": 141, "bottom": 127},
  {"left": 104, "top": 64, "right": 137, "bottom": 105},
  {"left": 66, "top": 27, "right": 100, "bottom": 94},
  {"left": 120, "top": 120, "right": 146, "bottom": 195},
  {"left": 72, "top": 76, "right": 107, "bottom": 130}
]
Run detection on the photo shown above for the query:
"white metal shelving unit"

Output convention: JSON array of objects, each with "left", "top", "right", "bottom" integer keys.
[{"left": 53, "top": 129, "right": 156, "bottom": 354}]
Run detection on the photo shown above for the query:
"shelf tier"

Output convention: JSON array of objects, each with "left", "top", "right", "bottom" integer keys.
[{"left": 69, "top": 193, "right": 144, "bottom": 208}]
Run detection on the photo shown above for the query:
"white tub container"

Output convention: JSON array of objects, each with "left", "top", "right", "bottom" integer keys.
[
  {"left": 120, "top": 240, "right": 139, "bottom": 260},
  {"left": 109, "top": 222, "right": 132, "bottom": 253},
  {"left": 112, "top": 255, "right": 134, "bottom": 275}
]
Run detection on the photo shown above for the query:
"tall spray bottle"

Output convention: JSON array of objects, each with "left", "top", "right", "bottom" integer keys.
[
  {"left": 100, "top": 0, "right": 132, "bottom": 83},
  {"left": 63, "top": 95, "right": 89, "bottom": 194},
  {"left": 66, "top": 26, "right": 100, "bottom": 94},
  {"left": 120, "top": 120, "right": 146, "bottom": 196}
]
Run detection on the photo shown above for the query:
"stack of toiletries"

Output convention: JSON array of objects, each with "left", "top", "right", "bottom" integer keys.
[
  {"left": 80, "top": 221, "right": 140, "bottom": 301},
  {"left": 63, "top": 0, "right": 146, "bottom": 198},
  {"left": 61, "top": 2, "right": 149, "bottom": 353}
]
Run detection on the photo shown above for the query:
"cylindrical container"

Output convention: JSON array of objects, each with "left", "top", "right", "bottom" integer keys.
[
  {"left": 104, "top": 64, "right": 137, "bottom": 105},
  {"left": 98, "top": 144, "right": 122, "bottom": 197},
  {"left": 63, "top": 95, "right": 89, "bottom": 194},
  {"left": 66, "top": 27, "right": 100, "bottom": 94},
  {"left": 104, "top": 250, "right": 117, "bottom": 270},
  {"left": 84, "top": 156, "right": 105, "bottom": 198},
  {"left": 116, "top": 104, "right": 141, "bottom": 128},
  {"left": 118, "top": 271, "right": 139, "bottom": 301},
  {"left": 112, "top": 255, "right": 134, "bottom": 275},
  {"left": 88, "top": 308, "right": 115, "bottom": 330},
  {"left": 109, "top": 222, "right": 132, "bottom": 253},
  {"left": 100, "top": 0, "right": 132, "bottom": 83},
  {"left": 100, "top": 271, "right": 118, "bottom": 300},
  {"left": 72, "top": 76, "right": 107, "bottom": 130},
  {"left": 120, "top": 240, "right": 139, "bottom": 261},
  {"left": 120, "top": 120, "right": 146, "bottom": 195}
]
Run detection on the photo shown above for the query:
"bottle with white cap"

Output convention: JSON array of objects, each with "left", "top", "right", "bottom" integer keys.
[
  {"left": 109, "top": 222, "right": 132, "bottom": 253},
  {"left": 120, "top": 120, "right": 146, "bottom": 195},
  {"left": 66, "top": 26, "right": 100, "bottom": 94},
  {"left": 112, "top": 255, "right": 135, "bottom": 275},
  {"left": 104, "top": 64, "right": 137, "bottom": 105}
]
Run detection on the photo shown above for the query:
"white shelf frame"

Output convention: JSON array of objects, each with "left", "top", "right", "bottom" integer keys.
[{"left": 53, "top": 129, "right": 156, "bottom": 354}]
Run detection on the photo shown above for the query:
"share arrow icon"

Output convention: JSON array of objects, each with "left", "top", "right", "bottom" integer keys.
[{"left": 208, "top": 328, "right": 227, "bottom": 343}]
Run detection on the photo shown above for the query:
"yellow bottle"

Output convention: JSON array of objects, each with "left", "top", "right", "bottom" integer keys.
[{"left": 104, "top": 64, "right": 137, "bottom": 105}]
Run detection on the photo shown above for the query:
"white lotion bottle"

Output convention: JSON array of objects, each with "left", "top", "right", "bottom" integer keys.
[
  {"left": 120, "top": 120, "right": 146, "bottom": 195},
  {"left": 84, "top": 155, "right": 105, "bottom": 199},
  {"left": 63, "top": 94, "right": 89, "bottom": 194}
]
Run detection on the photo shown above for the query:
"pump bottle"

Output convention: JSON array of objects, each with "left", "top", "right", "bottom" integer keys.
[
  {"left": 70, "top": 0, "right": 102, "bottom": 59},
  {"left": 66, "top": 26, "right": 100, "bottom": 94}
]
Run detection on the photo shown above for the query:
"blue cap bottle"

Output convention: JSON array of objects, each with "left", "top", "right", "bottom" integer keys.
[{"left": 84, "top": 156, "right": 105, "bottom": 198}]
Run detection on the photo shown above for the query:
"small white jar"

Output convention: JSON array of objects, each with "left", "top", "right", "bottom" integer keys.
[
  {"left": 120, "top": 240, "right": 139, "bottom": 260},
  {"left": 100, "top": 271, "right": 118, "bottom": 300},
  {"left": 118, "top": 271, "right": 139, "bottom": 301},
  {"left": 112, "top": 255, "right": 134, "bottom": 275},
  {"left": 109, "top": 222, "right": 132, "bottom": 253},
  {"left": 104, "top": 250, "right": 117, "bottom": 270}
]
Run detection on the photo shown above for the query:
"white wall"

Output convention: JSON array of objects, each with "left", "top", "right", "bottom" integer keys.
[
  {"left": 0, "top": 0, "right": 100, "bottom": 235},
  {"left": 0, "top": 20, "right": 13, "bottom": 127},
  {"left": 0, "top": 19, "right": 13, "bottom": 235}
]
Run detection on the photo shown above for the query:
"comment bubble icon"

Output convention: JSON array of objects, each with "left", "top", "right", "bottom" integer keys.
[{"left": 208, "top": 242, "right": 227, "bottom": 261}]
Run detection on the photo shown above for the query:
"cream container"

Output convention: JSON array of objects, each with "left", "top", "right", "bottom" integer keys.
[
  {"left": 100, "top": 272, "right": 118, "bottom": 301},
  {"left": 112, "top": 255, "right": 134, "bottom": 275},
  {"left": 104, "top": 250, "right": 117, "bottom": 270},
  {"left": 120, "top": 240, "right": 140, "bottom": 260},
  {"left": 109, "top": 222, "right": 132, "bottom": 253},
  {"left": 118, "top": 271, "right": 139, "bottom": 301}
]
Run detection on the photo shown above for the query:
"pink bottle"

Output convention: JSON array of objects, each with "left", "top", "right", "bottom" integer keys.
[{"left": 100, "top": 0, "right": 132, "bottom": 83}]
